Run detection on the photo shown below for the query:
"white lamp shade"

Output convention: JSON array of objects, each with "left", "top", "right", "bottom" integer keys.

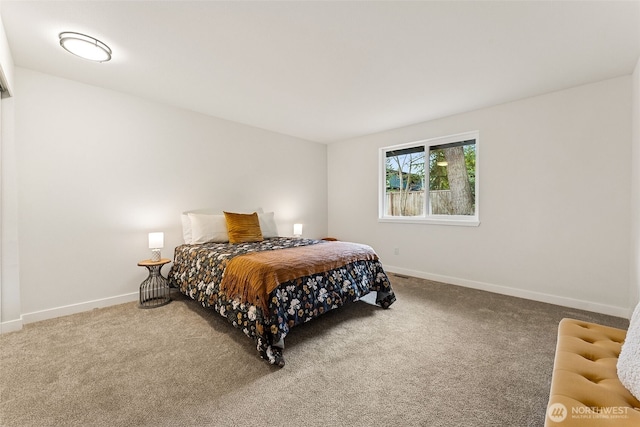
[
  {"left": 148, "top": 232, "right": 164, "bottom": 249},
  {"left": 293, "top": 224, "right": 303, "bottom": 236}
]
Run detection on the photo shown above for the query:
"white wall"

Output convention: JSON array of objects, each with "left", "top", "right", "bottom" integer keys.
[
  {"left": 4, "top": 60, "right": 637, "bottom": 328},
  {"left": 631, "top": 56, "right": 640, "bottom": 312},
  {"left": 0, "top": 12, "right": 20, "bottom": 332},
  {"left": 9, "top": 67, "right": 327, "bottom": 324},
  {"left": 0, "top": 94, "right": 19, "bottom": 332},
  {"left": 328, "top": 76, "right": 632, "bottom": 317}
]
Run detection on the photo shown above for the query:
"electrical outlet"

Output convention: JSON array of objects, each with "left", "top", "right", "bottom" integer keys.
[{"left": 393, "top": 247, "right": 399, "bottom": 255}]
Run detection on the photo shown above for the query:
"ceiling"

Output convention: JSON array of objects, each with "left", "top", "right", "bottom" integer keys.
[{"left": 1, "top": 1, "right": 639, "bottom": 143}]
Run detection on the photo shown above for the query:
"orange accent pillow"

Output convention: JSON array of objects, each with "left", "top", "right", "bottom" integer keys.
[{"left": 223, "top": 211, "right": 264, "bottom": 244}]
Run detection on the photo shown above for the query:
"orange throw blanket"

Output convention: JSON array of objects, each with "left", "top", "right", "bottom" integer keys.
[{"left": 219, "top": 241, "right": 379, "bottom": 313}]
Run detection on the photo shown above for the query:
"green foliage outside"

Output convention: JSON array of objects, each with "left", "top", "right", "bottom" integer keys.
[
  {"left": 429, "top": 144, "right": 476, "bottom": 199},
  {"left": 386, "top": 144, "right": 475, "bottom": 192}
]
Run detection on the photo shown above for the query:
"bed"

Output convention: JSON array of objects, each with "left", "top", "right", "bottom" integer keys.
[{"left": 167, "top": 211, "right": 396, "bottom": 366}]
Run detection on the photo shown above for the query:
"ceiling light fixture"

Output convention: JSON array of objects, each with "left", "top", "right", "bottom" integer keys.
[{"left": 59, "top": 32, "right": 112, "bottom": 62}]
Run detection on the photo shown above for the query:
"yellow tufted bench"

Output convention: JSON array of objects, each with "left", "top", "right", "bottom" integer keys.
[{"left": 545, "top": 318, "right": 640, "bottom": 426}]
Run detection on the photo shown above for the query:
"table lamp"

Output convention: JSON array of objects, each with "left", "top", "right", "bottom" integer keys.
[{"left": 148, "top": 232, "right": 164, "bottom": 262}]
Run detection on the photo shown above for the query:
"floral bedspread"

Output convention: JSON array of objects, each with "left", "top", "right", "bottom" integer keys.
[{"left": 167, "top": 237, "right": 396, "bottom": 366}]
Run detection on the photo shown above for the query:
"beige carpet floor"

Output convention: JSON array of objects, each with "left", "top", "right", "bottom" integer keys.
[{"left": 0, "top": 274, "right": 628, "bottom": 427}]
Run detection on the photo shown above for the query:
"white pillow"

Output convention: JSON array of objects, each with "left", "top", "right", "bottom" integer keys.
[
  {"left": 618, "top": 301, "right": 640, "bottom": 401},
  {"left": 188, "top": 213, "right": 229, "bottom": 244},
  {"left": 181, "top": 208, "right": 264, "bottom": 244},
  {"left": 181, "top": 214, "right": 192, "bottom": 244},
  {"left": 258, "top": 212, "right": 279, "bottom": 238}
]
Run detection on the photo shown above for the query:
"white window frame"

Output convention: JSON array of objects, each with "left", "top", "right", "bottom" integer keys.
[{"left": 378, "top": 131, "right": 480, "bottom": 227}]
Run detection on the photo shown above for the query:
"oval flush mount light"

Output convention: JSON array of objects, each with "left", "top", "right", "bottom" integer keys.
[{"left": 59, "top": 32, "right": 112, "bottom": 62}]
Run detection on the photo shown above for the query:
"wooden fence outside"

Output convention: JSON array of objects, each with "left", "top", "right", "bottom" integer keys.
[{"left": 385, "top": 190, "right": 453, "bottom": 216}]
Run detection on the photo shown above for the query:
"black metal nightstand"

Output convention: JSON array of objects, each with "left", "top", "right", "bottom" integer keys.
[{"left": 137, "top": 258, "right": 171, "bottom": 308}]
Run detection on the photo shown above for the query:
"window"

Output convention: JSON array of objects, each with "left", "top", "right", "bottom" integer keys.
[{"left": 379, "top": 131, "right": 479, "bottom": 226}]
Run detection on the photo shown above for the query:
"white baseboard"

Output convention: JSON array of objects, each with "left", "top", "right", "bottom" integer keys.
[
  {"left": 1, "top": 268, "right": 630, "bottom": 334},
  {"left": 19, "top": 292, "right": 139, "bottom": 326},
  {"left": 384, "top": 265, "right": 630, "bottom": 319},
  {"left": 0, "top": 317, "right": 23, "bottom": 334}
]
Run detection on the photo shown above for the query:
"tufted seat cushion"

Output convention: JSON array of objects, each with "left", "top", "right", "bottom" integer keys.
[{"left": 545, "top": 318, "right": 640, "bottom": 426}]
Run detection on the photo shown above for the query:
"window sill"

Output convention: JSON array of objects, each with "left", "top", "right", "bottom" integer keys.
[{"left": 378, "top": 216, "right": 480, "bottom": 227}]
